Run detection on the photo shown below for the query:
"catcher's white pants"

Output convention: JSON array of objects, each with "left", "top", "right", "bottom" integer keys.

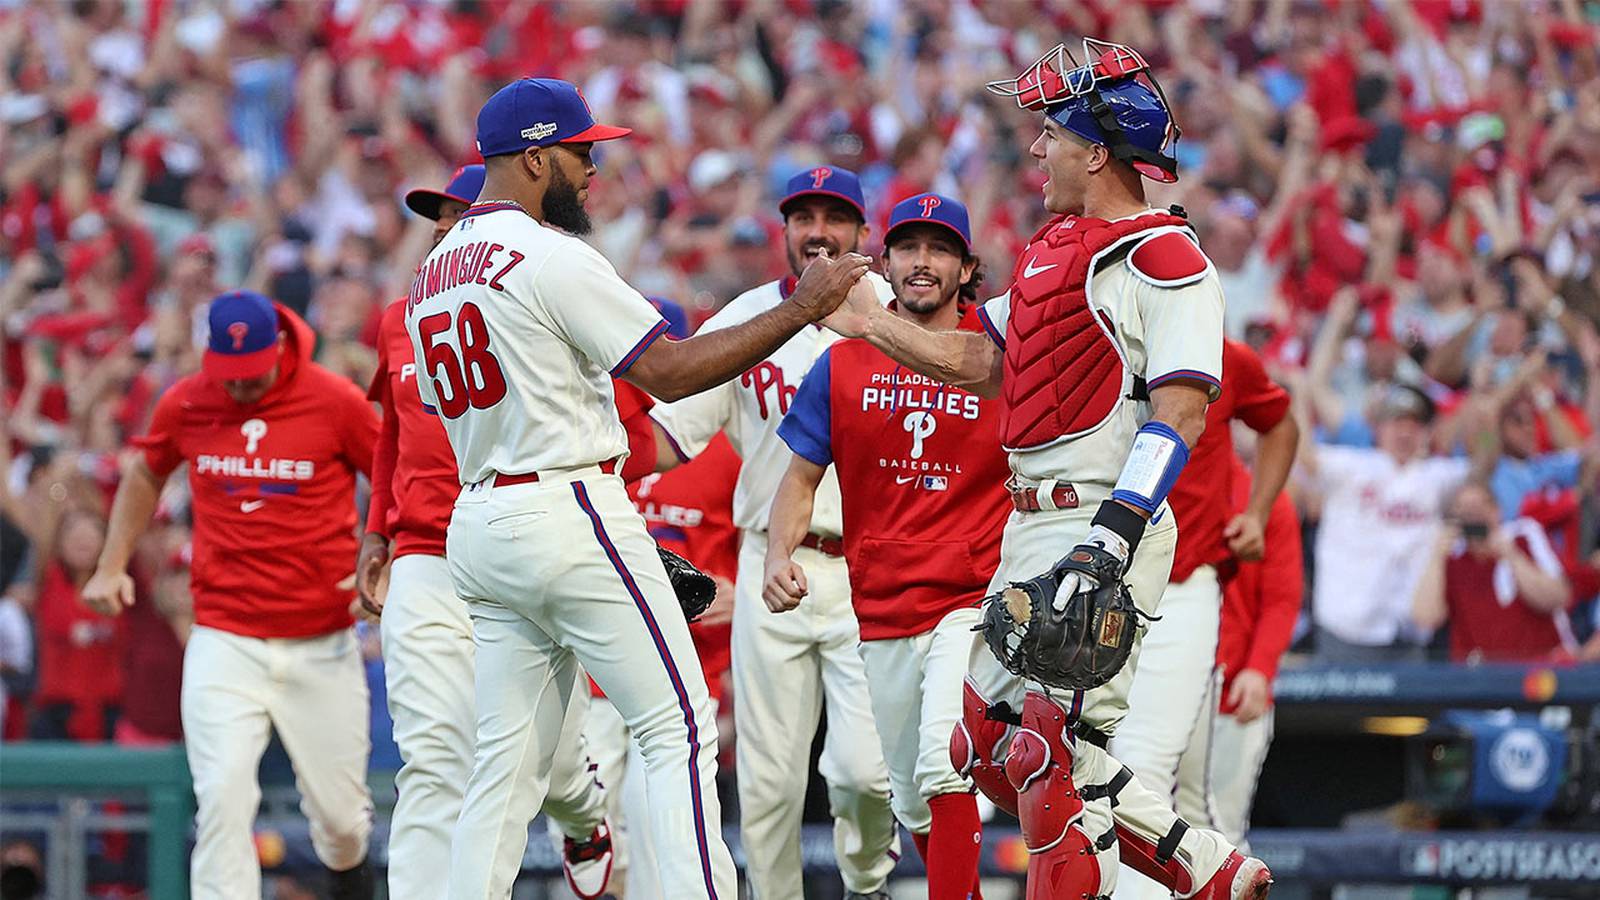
[
  {"left": 445, "top": 469, "right": 735, "bottom": 900},
  {"left": 857, "top": 607, "right": 982, "bottom": 834},
  {"left": 733, "top": 530, "right": 898, "bottom": 898},
  {"left": 971, "top": 493, "right": 1235, "bottom": 893},
  {"left": 1112, "top": 566, "right": 1223, "bottom": 900},
  {"left": 182, "top": 625, "right": 373, "bottom": 900},
  {"left": 1177, "top": 700, "right": 1274, "bottom": 850},
  {"left": 382, "top": 553, "right": 606, "bottom": 899}
]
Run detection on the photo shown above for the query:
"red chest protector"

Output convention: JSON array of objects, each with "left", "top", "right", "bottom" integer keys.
[{"left": 1000, "top": 211, "right": 1191, "bottom": 450}]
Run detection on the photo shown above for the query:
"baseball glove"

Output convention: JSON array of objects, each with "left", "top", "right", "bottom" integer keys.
[
  {"left": 977, "top": 546, "right": 1143, "bottom": 691},
  {"left": 659, "top": 546, "right": 716, "bottom": 623}
]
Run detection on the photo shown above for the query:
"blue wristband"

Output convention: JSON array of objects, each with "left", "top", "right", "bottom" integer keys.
[{"left": 1109, "top": 421, "right": 1190, "bottom": 516}]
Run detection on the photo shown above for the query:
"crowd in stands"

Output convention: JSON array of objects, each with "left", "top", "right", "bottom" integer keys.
[{"left": 2, "top": 0, "right": 1598, "bottom": 747}]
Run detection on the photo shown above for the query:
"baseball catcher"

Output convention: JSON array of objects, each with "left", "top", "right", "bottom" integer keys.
[{"left": 826, "top": 37, "right": 1273, "bottom": 900}]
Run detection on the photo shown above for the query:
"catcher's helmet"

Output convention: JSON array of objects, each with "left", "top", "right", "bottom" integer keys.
[{"left": 988, "top": 38, "right": 1181, "bottom": 184}]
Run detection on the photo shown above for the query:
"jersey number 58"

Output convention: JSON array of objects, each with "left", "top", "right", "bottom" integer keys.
[{"left": 416, "top": 303, "right": 508, "bottom": 418}]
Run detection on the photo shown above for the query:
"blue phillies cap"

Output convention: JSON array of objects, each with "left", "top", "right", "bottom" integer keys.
[
  {"left": 778, "top": 165, "right": 866, "bottom": 221},
  {"left": 405, "top": 164, "right": 485, "bottom": 220},
  {"left": 475, "top": 78, "right": 631, "bottom": 158},
  {"left": 203, "top": 291, "right": 281, "bottom": 381},
  {"left": 884, "top": 192, "right": 972, "bottom": 253}
]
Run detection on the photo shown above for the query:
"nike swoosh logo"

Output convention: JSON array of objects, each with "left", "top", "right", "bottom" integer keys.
[
  {"left": 240, "top": 500, "right": 265, "bottom": 513},
  {"left": 1023, "top": 257, "right": 1058, "bottom": 278},
  {"left": 895, "top": 475, "right": 916, "bottom": 485}
]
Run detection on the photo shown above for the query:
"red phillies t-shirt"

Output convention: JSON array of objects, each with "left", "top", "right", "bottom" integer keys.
[
  {"left": 1216, "top": 459, "right": 1303, "bottom": 712},
  {"left": 777, "top": 308, "right": 1011, "bottom": 640},
  {"left": 135, "top": 306, "right": 378, "bottom": 639},
  {"left": 1169, "top": 339, "right": 1291, "bottom": 583},
  {"left": 366, "top": 299, "right": 460, "bottom": 558},
  {"left": 1443, "top": 524, "right": 1573, "bottom": 662},
  {"left": 627, "top": 433, "right": 741, "bottom": 703},
  {"left": 35, "top": 564, "right": 124, "bottom": 739}
]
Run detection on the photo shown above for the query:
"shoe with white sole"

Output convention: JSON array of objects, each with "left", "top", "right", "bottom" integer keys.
[{"left": 562, "top": 820, "right": 614, "bottom": 900}]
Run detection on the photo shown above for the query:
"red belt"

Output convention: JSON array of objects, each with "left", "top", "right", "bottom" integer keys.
[
  {"left": 799, "top": 532, "right": 845, "bottom": 558},
  {"left": 491, "top": 458, "right": 619, "bottom": 487},
  {"left": 1009, "top": 478, "right": 1080, "bottom": 512}
]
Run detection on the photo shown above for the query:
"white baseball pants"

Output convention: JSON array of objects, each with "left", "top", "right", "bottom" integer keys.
[
  {"left": 1111, "top": 566, "right": 1223, "bottom": 900},
  {"left": 1177, "top": 701, "right": 1274, "bottom": 850},
  {"left": 973, "top": 496, "right": 1235, "bottom": 893},
  {"left": 856, "top": 607, "right": 981, "bottom": 834},
  {"left": 181, "top": 624, "right": 373, "bottom": 900},
  {"left": 382, "top": 553, "right": 607, "bottom": 899},
  {"left": 733, "top": 531, "right": 898, "bottom": 899},
  {"left": 444, "top": 468, "right": 735, "bottom": 900}
]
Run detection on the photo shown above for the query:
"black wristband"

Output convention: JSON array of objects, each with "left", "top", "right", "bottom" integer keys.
[{"left": 1091, "top": 499, "right": 1148, "bottom": 557}]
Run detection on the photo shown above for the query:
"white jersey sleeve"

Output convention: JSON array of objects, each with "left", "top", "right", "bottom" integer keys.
[
  {"left": 649, "top": 380, "right": 735, "bottom": 460},
  {"left": 1132, "top": 268, "right": 1225, "bottom": 399},
  {"left": 976, "top": 291, "right": 1010, "bottom": 348},
  {"left": 532, "top": 239, "right": 668, "bottom": 375}
]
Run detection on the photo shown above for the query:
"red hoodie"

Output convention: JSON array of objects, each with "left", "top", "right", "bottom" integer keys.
[{"left": 134, "top": 305, "right": 378, "bottom": 638}]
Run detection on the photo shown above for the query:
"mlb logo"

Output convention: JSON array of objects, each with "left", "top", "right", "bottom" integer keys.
[{"left": 921, "top": 475, "right": 948, "bottom": 491}]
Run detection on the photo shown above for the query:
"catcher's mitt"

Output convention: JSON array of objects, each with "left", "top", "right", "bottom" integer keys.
[
  {"left": 977, "top": 545, "right": 1142, "bottom": 691},
  {"left": 659, "top": 546, "right": 716, "bottom": 623}
]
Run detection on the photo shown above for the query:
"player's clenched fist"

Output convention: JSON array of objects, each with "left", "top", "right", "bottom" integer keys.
[
  {"left": 762, "top": 557, "right": 809, "bottom": 613},
  {"left": 786, "top": 249, "right": 871, "bottom": 321},
  {"left": 82, "top": 569, "right": 136, "bottom": 617}
]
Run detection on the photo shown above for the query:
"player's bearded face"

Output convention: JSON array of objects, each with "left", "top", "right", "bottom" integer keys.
[
  {"left": 782, "top": 198, "right": 865, "bottom": 277},
  {"left": 543, "top": 158, "right": 593, "bottom": 235},
  {"left": 885, "top": 226, "right": 970, "bottom": 314}
]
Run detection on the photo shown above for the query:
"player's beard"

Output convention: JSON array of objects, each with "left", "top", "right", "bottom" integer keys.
[
  {"left": 543, "top": 164, "right": 592, "bottom": 235},
  {"left": 893, "top": 269, "right": 958, "bottom": 316}
]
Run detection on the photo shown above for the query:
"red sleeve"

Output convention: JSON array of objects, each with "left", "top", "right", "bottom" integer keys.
[
  {"left": 130, "top": 385, "right": 186, "bottom": 479},
  {"left": 1225, "top": 340, "right": 1291, "bottom": 434},
  {"left": 365, "top": 362, "right": 398, "bottom": 538},
  {"left": 1243, "top": 490, "right": 1303, "bottom": 683},
  {"left": 337, "top": 378, "right": 380, "bottom": 479},
  {"left": 614, "top": 379, "right": 658, "bottom": 483}
]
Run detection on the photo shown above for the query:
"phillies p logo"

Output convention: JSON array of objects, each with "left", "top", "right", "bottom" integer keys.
[
  {"left": 227, "top": 322, "right": 250, "bottom": 351},
  {"left": 917, "top": 195, "right": 941, "bottom": 217},
  {"left": 903, "top": 410, "right": 937, "bottom": 459},
  {"left": 810, "top": 167, "right": 832, "bottom": 189},
  {"left": 240, "top": 418, "right": 268, "bottom": 454}
]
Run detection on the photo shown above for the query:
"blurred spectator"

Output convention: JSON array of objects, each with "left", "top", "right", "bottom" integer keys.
[
  {"left": 1298, "top": 384, "right": 1483, "bottom": 661},
  {"left": 0, "top": 839, "right": 43, "bottom": 900},
  {"left": 29, "top": 507, "right": 122, "bottom": 741},
  {"left": 1412, "top": 481, "right": 1576, "bottom": 663}
]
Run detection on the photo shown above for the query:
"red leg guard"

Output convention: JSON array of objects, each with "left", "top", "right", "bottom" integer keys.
[
  {"left": 951, "top": 678, "right": 1020, "bottom": 816},
  {"left": 1007, "top": 691, "right": 1106, "bottom": 899},
  {"left": 1115, "top": 823, "right": 1196, "bottom": 895}
]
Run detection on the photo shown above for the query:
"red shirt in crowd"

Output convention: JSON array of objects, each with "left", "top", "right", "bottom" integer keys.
[
  {"left": 1443, "top": 520, "right": 1575, "bottom": 662},
  {"left": 34, "top": 563, "right": 124, "bottom": 740},
  {"left": 365, "top": 299, "right": 459, "bottom": 558},
  {"left": 135, "top": 305, "right": 377, "bottom": 639},
  {"left": 1216, "top": 458, "right": 1303, "bottom": 713},
  {"left": 1169, "top": 339, "right": 1292, "bottom": 584},
  {"left": 777, "top": 308, "right": 1011, "bottom": 640}
]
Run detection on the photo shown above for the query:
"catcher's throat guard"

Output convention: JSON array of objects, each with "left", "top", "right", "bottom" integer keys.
[
  {"left": 977, "top": 545, "right": 1142, "bottom": 691},
  {"left": 986, "top": 37, "right": 1181, "bottom": 184}
]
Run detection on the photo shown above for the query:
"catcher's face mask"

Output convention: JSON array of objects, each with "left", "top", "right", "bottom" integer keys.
[{"left": 987, "top": 38, "right": 1182, "bottom": 184}]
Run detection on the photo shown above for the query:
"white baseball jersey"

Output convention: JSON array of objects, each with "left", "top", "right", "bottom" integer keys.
[
  {"left": 1310, "top": 446, "right": 1468, "bottom": 645},
  {"left": 404, "top": 204, "right": 668, "bottom": 483},
  {"left": 649, "top": 273, "right": 895, "bottom": 535},
  {"left": 979, "top": 214, "right": 1226, "bottom": 490}
]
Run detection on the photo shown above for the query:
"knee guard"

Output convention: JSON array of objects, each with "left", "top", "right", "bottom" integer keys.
[
  {"left": 951, "top": 678, "right": 1020, "bottom": 816},
  {"left": 1006, "top": 691, "right": 1110, "bottom": 899}
]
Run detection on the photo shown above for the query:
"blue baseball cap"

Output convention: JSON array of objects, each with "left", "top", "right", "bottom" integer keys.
[
  {"left": 884, "top": 192, "right": 972, "bottom": 253},
  {"left": 778, "top": 165, "right": 866, "bottom": 221},
  {"left": 203, "top": 291, "right": 281, "bottom": 380},
  {"left": 475, "top": 78, "right": 631, "bottom": 158},
  {"left": 405, "top": 164, "right": 485, "bottom": 220}
]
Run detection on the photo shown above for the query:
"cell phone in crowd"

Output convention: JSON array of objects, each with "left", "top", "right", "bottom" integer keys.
[{"left": 1461, "top": 522, "right": 1490, "bottom": 540}]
